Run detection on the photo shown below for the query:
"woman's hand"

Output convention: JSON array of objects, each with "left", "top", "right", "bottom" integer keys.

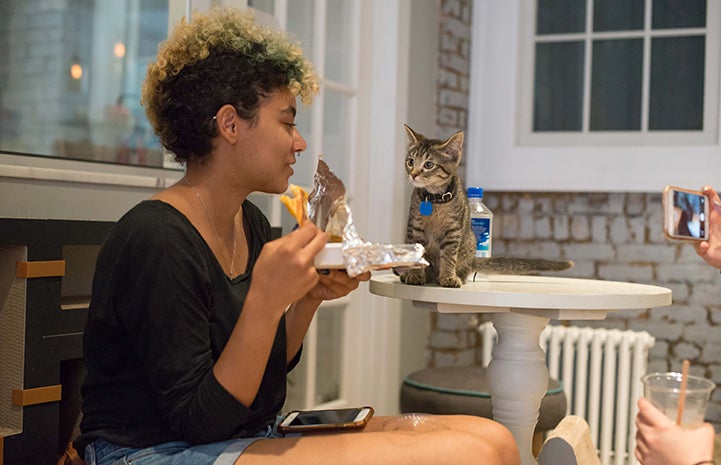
[
  {"left": 307, "top": 268, "right": 371, "bottom": 302},
  {"left": 694, "top": 185, "right": 721, "bottom": 269},
  {"left": 635, "top": 397, "right": 716, "bottom": 465},
  {"left": 249, "top": 221, "right": 327, "bottom": 315}
]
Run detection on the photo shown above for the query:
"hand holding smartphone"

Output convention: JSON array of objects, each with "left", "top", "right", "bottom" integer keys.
[
  {"left": 277, "top": 406, "right": 374, "bottom": 433},
  {"left": 663, "top": 186, "right": 709, "bottom": 241}
]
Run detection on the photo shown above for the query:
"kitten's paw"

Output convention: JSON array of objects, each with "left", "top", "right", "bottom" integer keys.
[
  {"left": 401, "top": 269, "right": 426, "bottom": 285},
  {"left": 438, "top": 276, "right": 463, "bottom": 288}
]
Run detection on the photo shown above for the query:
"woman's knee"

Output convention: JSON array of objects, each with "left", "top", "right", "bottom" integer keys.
[{"left": 436, "top": 415, "right": 519, "bottom": 465}]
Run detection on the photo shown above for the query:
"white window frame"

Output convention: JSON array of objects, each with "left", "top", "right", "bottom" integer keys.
[{"left": 467, "top": 0, "right": 721, "bottom": 193}]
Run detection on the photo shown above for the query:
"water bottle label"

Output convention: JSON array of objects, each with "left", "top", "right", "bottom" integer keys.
[{"left": 471, "top": 217, "right": 491, "bottom": 257}]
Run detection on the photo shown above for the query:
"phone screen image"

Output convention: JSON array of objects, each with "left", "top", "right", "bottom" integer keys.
[
  {"left": 288, "top": 408, "right": 363, "bottom": 426},
  {"left": 672, "top": 190, "right": 707, "bottom": 239}
]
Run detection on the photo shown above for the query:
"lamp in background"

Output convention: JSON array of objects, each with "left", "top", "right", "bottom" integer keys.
[
  {"left": 69, "top": 56, "right": 83, "bottom": 80},
  {"left": 114, "top": 42, "right": 126, "bottom": 58}
]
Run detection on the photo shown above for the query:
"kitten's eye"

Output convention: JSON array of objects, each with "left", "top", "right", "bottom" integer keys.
[
  {"left": 406, "top": 158, "right": 414, "bottom": 168},
  {"left": 423, "top": 161, "right": 435, "bottom": 170}
]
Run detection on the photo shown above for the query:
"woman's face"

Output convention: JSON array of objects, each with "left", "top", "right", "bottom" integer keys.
[{"left": 237, "top": 88, "right": 308, "bottom": 194}]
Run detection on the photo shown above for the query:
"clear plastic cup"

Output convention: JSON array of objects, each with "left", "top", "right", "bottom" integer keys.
[{"left": 641, "top": 372, "right": 716, "bottom": 428}]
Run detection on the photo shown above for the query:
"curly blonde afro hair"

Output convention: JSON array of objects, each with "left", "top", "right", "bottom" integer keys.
[{"left": 141, "top": 7, "right": 319, "bottom": 163}]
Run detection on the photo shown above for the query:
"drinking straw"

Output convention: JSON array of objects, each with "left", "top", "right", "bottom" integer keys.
[{"left": 676, "top": 359, "right": 690, "bottom": 426}]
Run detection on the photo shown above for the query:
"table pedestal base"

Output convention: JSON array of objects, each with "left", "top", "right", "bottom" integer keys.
[{"left": 487, "top": 312, "right": 551, "bottom": 465}]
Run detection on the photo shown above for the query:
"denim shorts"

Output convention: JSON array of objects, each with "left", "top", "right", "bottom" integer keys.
[{"left": 85, "top": 424, "right": 291, "bottom": 465}]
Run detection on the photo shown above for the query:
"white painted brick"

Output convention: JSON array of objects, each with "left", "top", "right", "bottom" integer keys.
[
  {"left": 560, "top": 261, "right": 596, "bottom": 278},
  {"left": 689, "top": 283, "right": 721, "bottom": 305},
  {"left": 519, "top": 215, "right": 535, "bottom": 239},
  {"left": 711, "top": 308, "right": 721, "bottom": 324},
  {"left": 438, "top": 108, "right": 458, "bottom": 126},
  {"left": 438, "top": 69, "right": 459, "bottom": 88},
  {"left": 439, "top": 88, "right": 467, "bottom": 107},
  {"left": 684, "top": 323, "right": 721, "bottom": 344},
  {"left": 609, "top": 216, "right": 629, "bottom": 244},
  {"left": 598, "top": 264, "right": 654, "bottom": 283},
  {"left": 441, "top": 17, "right": 470, "bottom": 43},
  {"left": 509, "top": 241, "right": 562, "bottom": 259},
  {"left": 501, "top": 195, "right": 517, "bottom": 211},
  {"left": 553, "top": 216, "right": 570, "bottom": 241},
  {"left": 563, "top": 243, "right": 615, "bottom": 261},
  {"left": 673, "top": 342, "right": 701, "bottom": 360},
  {"left": 517, "top": 197, "right": 534, "bottom": 213},
  {"left": 439, "top": 53, "right": 469, "bottom": 74},
  {"left": 434, "top": 313, "right": 474, "bottom": 331},
  {"left": 499, "top": 214, "right": 520, "bottom": 239},
  {"left": 647, "top": 358, "right": 669, "bottom": 373},
  {"left": 570, "top": 216, "right": 591, "bottom": 241},
  {"left": 656, "top": 263, "right": 715, "bottom": 283},
  {"left": 700, "top": 343, "right": 721, "bottom": 364},
  {"left": 626, "top": 193, "right": 646, "bottom": 215},
  {"left": 441, "top": 0, "right": 463, "bottom": 18},
  {"left": 433, "top": 348, "right": 476, "bottom": 367},
  {"left": 591, "top": 216, "right": 608, "bottom": 242},
  {"left": 534, "top": 217, "right": 552, "bottom": 239},
  {"left": 429, "top": 331, "right": 464, "bottom": 349},
  {"left": 537, "top": 197, "right": 552, "bottom": 213},
  {"left": 652, "top": 305, "right": 707, "bottom": 324},
  {"left": 628, "top": 320, "right": 684, "bottom": 340},
  {"left": 616, "top": 244, "right": 676, "bottom": 263},
  {"left": 628, "top": 216, "right": 646, "bottom": 244},
  {"left": 649, "top": 340, "right": 669, "bottom": 359}
]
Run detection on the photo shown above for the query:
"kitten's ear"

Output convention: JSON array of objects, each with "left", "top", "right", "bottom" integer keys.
[
  {"left": 404, "top": 124, "right": 420, "bottom": 145},
  {"left": 440, "top": 131, "right": 464, "bottom": 164}
]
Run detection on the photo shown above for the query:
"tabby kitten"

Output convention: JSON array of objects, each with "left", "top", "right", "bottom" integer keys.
[{"left": 400, "top": 124, "right": 573, "bottom": 288}]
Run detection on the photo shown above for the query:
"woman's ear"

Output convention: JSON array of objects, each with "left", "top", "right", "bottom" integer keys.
[{"left": 215, "top": 104, "right": 239, "bottom": 143}]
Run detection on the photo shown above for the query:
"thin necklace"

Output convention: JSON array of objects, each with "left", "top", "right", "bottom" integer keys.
[{"left": 184, "top": 176, "right": 237, "bottom": 278}]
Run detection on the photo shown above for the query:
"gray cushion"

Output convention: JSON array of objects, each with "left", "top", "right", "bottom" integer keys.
[{"left": 400, "top": 365, "right": 567, "bottom": 431}]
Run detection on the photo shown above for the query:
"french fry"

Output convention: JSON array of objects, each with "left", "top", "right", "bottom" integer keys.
[{"left": 280, "top": 184, "right": 309, "bottom": 224}]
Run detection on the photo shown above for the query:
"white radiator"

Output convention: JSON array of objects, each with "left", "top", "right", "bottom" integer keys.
[{"left": 479, "top": 322, "right": 655, "bottom": 465}]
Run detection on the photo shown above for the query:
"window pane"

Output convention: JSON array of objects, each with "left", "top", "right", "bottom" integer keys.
[
  {"left": 649, "top": 36, "right": 705, "bottom": 130},
  {"left": 322, "top": 92, "right": 351, "bottom": 179},
  {"left": 287, "top": 0, "right": 314, "bottom": 60},
  {"left": 593, "top": 0, "right": 644, "bottom": 32},
  {"left": 0, "top": 0, "right": 168, "bottom": 167},
  {"left": 536, "top": 0, "right": 586, "bottom": 35},
  {"left": 534, "top": 41, "right": 584, "bottom": 131},
  {"left": 590, "top": 39, "right": 643, "bottom": 130},
  {"left": 248, "top": 0, "right": 274, "bottom": 15},
  {"left": 653, "top": 0, "right": 706, "bottom": 29},
  {"left": 325, "top": 0, "right": 354, "bottom": 84}
]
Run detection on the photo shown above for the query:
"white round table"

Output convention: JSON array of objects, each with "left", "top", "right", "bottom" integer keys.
[{"left": 370, "top": 273, "right": 672, "bottom": 465}]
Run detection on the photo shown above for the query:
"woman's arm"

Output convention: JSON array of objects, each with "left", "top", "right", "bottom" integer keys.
[{"left": 213, "top": 221, "right": 327, "bottom": 406}]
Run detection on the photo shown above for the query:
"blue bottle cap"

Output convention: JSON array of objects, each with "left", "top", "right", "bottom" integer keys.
[{"left": 467, "top": 187, "right": 484, "bottom": 198}]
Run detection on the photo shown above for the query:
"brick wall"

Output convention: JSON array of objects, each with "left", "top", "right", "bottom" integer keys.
[{"left": 433, "top": 0, "right": 721, "bottom": 429}]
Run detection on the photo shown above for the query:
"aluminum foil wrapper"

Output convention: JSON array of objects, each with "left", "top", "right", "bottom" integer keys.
[{"left": 308, "top": 159, "right": 429, "bottom": 277}]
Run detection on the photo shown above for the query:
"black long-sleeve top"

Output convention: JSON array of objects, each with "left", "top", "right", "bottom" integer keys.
[{"left": 75, "top": 200, "right": 300, "bottom": 450}]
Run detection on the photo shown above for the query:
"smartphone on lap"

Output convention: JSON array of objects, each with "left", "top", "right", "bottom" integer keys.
[
  {"left": 277, "top": 406, "right": 374, "bottom": 434},
  {"left": 663, "top": 186, "right": 709, "bottom": 241}
]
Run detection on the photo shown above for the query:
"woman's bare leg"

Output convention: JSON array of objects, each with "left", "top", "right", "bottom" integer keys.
[{"left": 236, "top": 415, "right": 520, "bottom": 465}]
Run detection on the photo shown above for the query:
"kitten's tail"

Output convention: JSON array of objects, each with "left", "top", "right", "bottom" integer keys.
[{"left": 472, "top": 257, "right": 574, "bottom": 275}]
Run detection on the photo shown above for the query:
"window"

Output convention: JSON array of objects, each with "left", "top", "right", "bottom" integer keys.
[
  {"left": 0, "top": 1, "right": 172, "bottom": 168},
  {"left": 519, "top": 0, "right": 718, "bottom": 145},
  {"left": 466, "top": 0, "right": 721, "bottom": 192}
]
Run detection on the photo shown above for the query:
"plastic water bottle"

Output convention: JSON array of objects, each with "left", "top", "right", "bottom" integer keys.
[{"left": 467, "top": 187, "right": 493, "bottom": 258}]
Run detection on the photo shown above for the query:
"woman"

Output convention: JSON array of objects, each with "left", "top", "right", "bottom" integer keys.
[
  {"left": 74, "top": 7, "right": 519, "bottom": 465},
  {"left": 635, "top": 184, "right": 720, "bottom": 465}
]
